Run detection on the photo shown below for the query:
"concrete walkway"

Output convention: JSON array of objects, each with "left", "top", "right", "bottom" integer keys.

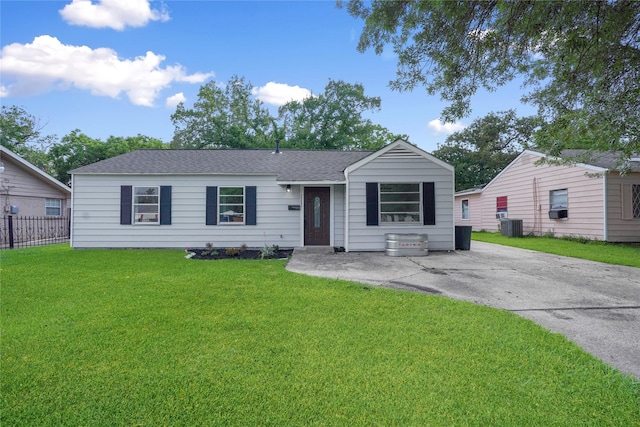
[{"left": 286, "top": 242, "right": 640, "bottom": 379}]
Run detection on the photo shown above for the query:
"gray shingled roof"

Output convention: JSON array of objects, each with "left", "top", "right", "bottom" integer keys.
[
  {"left": 69, "top": 149, "right": 374, "bottom": 182},
  {"left": 560, "top": 150, "right": 640, "bottom": 173}
]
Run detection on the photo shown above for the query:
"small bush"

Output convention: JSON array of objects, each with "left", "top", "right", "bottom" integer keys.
[
  {"left": 202, "top": 243, "right": 218, "bottom": 256},
  {"left": 239, "top": 243, "right": 248, "bottom": 254},
  {"left": 225, "top": 248, "right": 240, "bottom": 256},
  {"left": 259, "top": 244, "right": 277, "bottom": 259}
]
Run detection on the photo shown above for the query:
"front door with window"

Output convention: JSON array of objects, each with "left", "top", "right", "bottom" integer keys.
[{"left": 304, "top": 187, "right": 330, "bottom": 246}]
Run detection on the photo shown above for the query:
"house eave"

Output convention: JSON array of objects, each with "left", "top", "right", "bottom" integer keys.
[
  {"left": 1, "top": 145, "right": 71, "bottom": 195},
  {"left": 70, "top": 172, "right": 279, "bottom": 177},
  {"left": 455, "top": 189, "right": 483, "bottom": 197},
  {"left": 276, "top": 180, "right": 347, "bottom": 185}
]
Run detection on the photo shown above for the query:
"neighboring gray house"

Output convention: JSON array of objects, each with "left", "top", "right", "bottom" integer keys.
[
  {"left": 454, "top": 150, "right": 640, "bottom": 242},
  {"left": 0, "top": 145, "right": 71, "bottom": 217},
  {"left": 69, "top": 139, "right": 455, "bottom": 251}
]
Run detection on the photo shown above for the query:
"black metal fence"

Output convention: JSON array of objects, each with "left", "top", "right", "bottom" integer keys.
[{"left": 0, "top": 216, "right": 70, "bottom": 249}]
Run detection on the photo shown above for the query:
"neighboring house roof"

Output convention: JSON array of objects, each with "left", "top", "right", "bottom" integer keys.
[
  {"left": 0, "top": 145, "right": 71, "bottom": 195},
  {"left": 455, "top": 186, "right": 485, "bottom": 197},
  {"left": 69, "top": 148, "right": 374, "bottom": 182},
  {"left": 560, "top": 149, "right": 640, "bottom": 173},
  {"left": 455, "top": 149, "right": 640, "bottom": 197}
]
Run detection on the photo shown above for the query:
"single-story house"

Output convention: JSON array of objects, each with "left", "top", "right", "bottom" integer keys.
[
  {"left": 454, "top": 149, "right": 640, "bottom": 242},
  {"left": 69, "top": 139, "right": 455, "bottom": 251},
  {"left": 0, "top": 145, "right": 71, "bottom": 217}
]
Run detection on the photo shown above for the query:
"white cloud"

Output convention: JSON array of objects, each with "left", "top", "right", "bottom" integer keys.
[
  {"left": 166, "top": 92, "right": 185, "bottom": 108},
  {"left": 427, "top": 119, "right": 466, "bottom": 135},
  {"left": 60, "top": 0, "right": 170, "bottom": 30},
  {"left": 0, "top": 35, "right": 213, "bottom": 107},
  {"left": 252, "top": 82, "right": 312, "bottom": 106},
  {"left": 0, "top": 85, "right": 7, "bottom": 97}
]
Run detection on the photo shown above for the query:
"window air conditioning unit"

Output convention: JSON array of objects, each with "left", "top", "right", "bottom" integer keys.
[
  {"left": 549, "top": 209, "right": 568, "bottom": 219},
  {"left": 496, "top": 211, "right": 508, "bottom": 220}
]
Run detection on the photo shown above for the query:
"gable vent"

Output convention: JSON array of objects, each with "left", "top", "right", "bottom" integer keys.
[{"left": 379, "top": 146, "right": 422, "bottom": 159}]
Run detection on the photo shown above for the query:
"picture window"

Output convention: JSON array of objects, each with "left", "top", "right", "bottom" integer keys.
[{"left": 379, "top": 183, "right": 421, "bottom": 223}]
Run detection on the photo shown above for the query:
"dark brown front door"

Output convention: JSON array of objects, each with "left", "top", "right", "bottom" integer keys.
[{"left": 304, "top": 187, "right": 330, "bottom": 246}]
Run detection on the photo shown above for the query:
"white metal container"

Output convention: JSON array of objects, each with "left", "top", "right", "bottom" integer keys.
[{"left": 385, "top": 233, "right": 428, "bottom": 256}]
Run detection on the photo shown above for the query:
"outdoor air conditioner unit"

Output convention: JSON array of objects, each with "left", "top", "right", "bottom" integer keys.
[
  {"left": 500, "top": 219, "right": 523, "bottom": 237},
  {"left": 549, "top": 209, "right": 568, "bottom": 219}
]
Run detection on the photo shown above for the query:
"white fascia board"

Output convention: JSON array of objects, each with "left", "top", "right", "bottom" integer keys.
[
  {"left": 72, "top": 172, "right": 279, "bottom": 177},
  {"left": 455, "top": 188, "right": 483, "bottom": 197},
  {"left": 276, "top": 180, "right": 346, "bottom": 185}
]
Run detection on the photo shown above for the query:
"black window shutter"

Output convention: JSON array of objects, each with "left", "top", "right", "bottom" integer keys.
[
  {"left": 160, "top": 186, "right": 172, "bottom": 225},
  {"left": 246, "top": 186, "right": 257, "bottom": 225},
  {"left": 423, "top": 182, "right": 436, "bottom": 225},
  {"left": 206, "top": 186, "right": 217, "bottom": 225},
  {"left": 120, "top": 185, "right": 132, "bottom": 225},
  {"left": 366, "top": 182, "right": 379, "bottom": 226}
]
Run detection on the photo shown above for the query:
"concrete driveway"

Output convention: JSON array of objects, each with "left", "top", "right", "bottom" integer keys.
[{"left": 286, "top": 242, "right": 640, "bottom": 379}]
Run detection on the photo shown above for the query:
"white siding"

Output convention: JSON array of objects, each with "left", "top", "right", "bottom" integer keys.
[
  {"left": 71, "top": 174, "right": 302, "bottom": 249},
  {"left": 333, "top": 185, "right": 346, "bottom": 247},
  {"left": 347, "top": 155, "right": 454, "bottom": 251}
]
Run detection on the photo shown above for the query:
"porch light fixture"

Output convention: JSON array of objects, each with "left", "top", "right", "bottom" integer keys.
[{"left": 286, "top": 185, "right": 291, "bottom": 193}]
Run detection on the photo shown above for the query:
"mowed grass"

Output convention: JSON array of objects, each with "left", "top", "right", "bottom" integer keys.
[
  {"left": 2, "top": 245, "right": 639, "bottom": 426},
  {"left": 472, "top": 231, "right": 640, "bottom": 268}
]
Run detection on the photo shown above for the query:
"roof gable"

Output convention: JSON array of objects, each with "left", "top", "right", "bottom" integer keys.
[
  {"left": 0, "top": 145, "right": 71, "bottom": 195},
  {"left": 344, "top": 139, "right": 454, "bottom": 175}
]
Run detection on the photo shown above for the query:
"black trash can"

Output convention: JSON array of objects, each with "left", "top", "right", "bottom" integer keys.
[{"left": 455, "top": 225, "right": 472, "bottom": 250}]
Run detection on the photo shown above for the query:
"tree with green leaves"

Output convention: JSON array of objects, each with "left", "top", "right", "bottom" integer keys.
[
  {"left": 279, "top": 79, "right": 403, "bottom": 150},
  {"left": 49, "top": 131, "right": 164, "bottom": 183},
  {"left": 433, "top": 110, "right": 542, "bottom": 191},
  {"left": 171, "top": 76, "right": 402, "bottom": 151},
  {"left": 0, "top": 105, "right": 56, "bottom": 171},
  {"left": 170, "top": 75, "right": 273, "bottom": 149},
  {"left": 342, "top": 0, "right": 640, "bottom": 159}
]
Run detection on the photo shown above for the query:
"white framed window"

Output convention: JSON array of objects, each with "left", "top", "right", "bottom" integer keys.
[
  {"left": 133, "top": 186, "right": 159, "bottom": 224},
  {"left": 461, "top": 199, "right": 470, "bottom": 220},
  {"left": 550, "top": 189, "right": 568, "bottom": 210},
  {"left": 219, "top": 187, "right": 245, "bottom": 224},
  {"left": 45, "top": 199, "right": 62, "bottom": 216},
  {"left": 379, "top": 183, "right": 421, "bottom": 223}
]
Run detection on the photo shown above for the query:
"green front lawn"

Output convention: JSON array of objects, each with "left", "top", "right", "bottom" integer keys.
[
  {"left": 472, "top": 231, "right": 640, "bottom": 268},
  {"left": 2, "top": 245, "right": 639, "bottom": 426}
]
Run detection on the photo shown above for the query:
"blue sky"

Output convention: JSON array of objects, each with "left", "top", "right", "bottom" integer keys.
[{"left": 1, "top": 0, "right": 535, "bottom": 153}]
